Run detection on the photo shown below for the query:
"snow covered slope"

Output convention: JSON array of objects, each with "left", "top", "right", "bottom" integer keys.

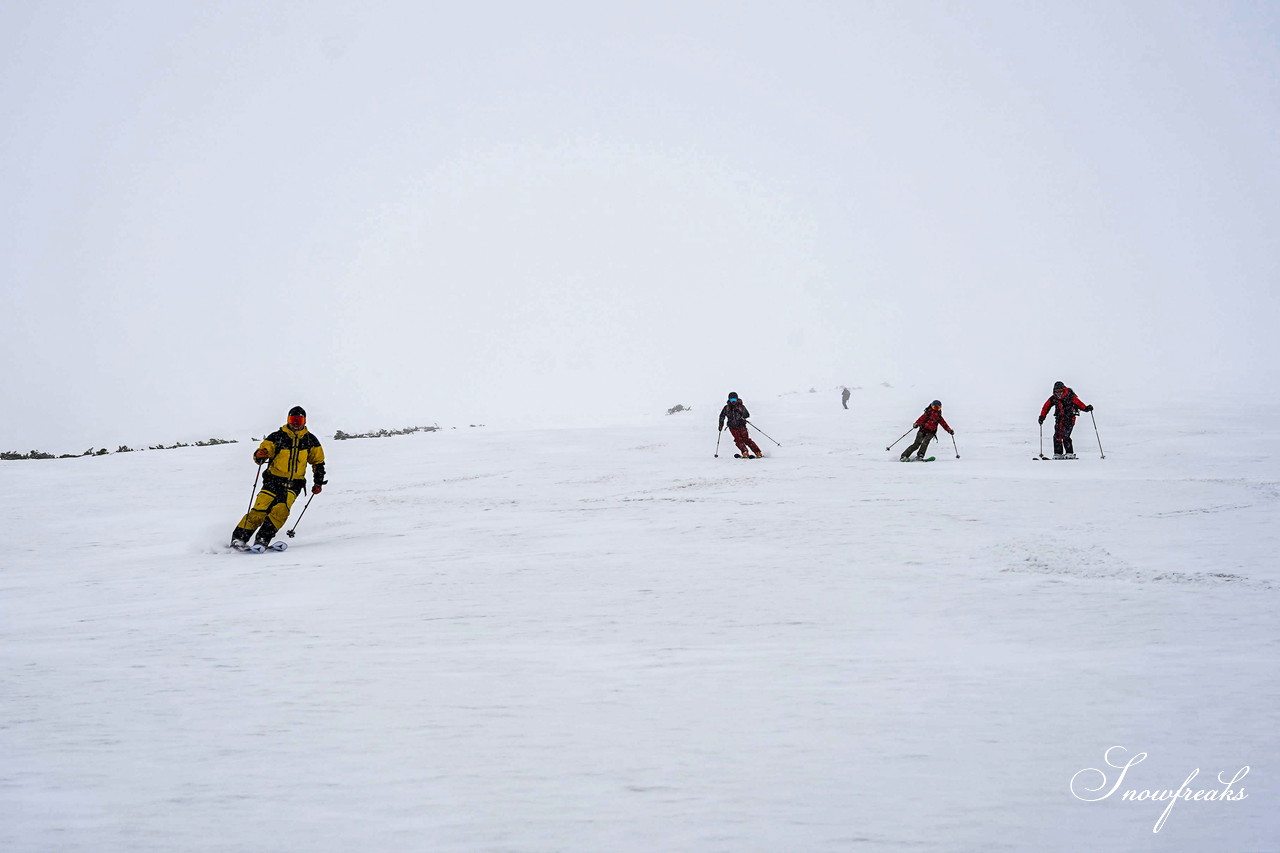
[{"left": 2, "top": 387, "right": 1276, "bottom": 852}]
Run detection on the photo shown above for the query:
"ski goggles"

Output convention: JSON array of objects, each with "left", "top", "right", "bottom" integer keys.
[
  {"left": 288, "top": 415, "right": 306, "bottom": 428},
  {"left": 728, "top": 397, "right": 739, "bottom": 402}
]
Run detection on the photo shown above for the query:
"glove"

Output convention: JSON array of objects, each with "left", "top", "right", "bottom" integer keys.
[
  {"left": 1085, "top": 405, "right": 1094, "bottom": 412},
  {"left": 253, "top": 448, "right": 269, "bottom": 463},
  {"left": 947, "top": 429, "right": 954, "bottom": 435},
  {"left": 1038, "top": 416, "right": 1045, "bottom": 425},
  {"left": 718, "top": 426, "right": 723, "bottom": 432},
  {"left": 312, "top": 484, "right": 323, "bottom": 495}
]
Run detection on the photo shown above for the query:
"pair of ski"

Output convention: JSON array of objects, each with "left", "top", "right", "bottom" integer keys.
[
  {"left": 734, "top": 453, "right": 764, "bottom": 459},
  {"left": 1032, "top": 455, "right": 1078, "bottom": 461},
  {"left": 900, "top": 456, "right": 936, "bottom": 463},
  {"left": 230, "top": 541, "right": 288, "bottom": 553}
]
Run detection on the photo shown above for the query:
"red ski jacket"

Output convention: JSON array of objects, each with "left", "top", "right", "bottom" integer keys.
[
  {"left": 1041, "top": 388, "right": 1088, "bottom": 421},
  {"left": 913, "top": 407, "right": 952, "bottom": 434}
]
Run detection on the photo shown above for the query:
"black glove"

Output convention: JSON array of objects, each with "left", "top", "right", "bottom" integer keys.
[
  {"left": 1085, "top": 405, "right": 1094, "bottom": 412},
  {"left": 1038, "top": 416, "right": 1045, "bottom": 425},
  {"left": 947, "top": 429, "right": 954, "bottom": 435}
]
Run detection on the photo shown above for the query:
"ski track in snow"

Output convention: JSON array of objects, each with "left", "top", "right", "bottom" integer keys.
[{"left": 1, "top": 388, "right": 1277, "bottom": 853}]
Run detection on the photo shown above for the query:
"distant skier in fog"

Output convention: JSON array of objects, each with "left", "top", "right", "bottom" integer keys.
[
  {"left": 718, "top": 392, "right": 763, "bottom": 459},
  {"left": 841, "top": 387, "right": 851, "bottom": 409},
  {"left": 1039, "top": 381, "right": 1093, "bottom": 459},
  {"left": 901, "top": 400, "right": 953, "bottom": 461}
]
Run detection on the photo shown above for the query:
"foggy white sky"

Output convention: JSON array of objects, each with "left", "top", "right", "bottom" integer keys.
[{"left": 3, "top": 1, "right": 1278, "bottom": 449}]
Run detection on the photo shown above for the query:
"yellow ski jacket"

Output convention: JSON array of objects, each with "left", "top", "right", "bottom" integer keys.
[{"left": 258, "top": 425, "right": 326, "bottom": 484}]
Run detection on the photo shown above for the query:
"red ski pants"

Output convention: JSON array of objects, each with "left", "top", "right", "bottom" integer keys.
[{"left": 729, "top": 425, "right": 761, "bottom": 456}]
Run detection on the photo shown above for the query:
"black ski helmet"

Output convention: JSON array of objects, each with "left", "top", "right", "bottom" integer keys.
[
  {"left": 289, "top": 405, "right": 306, "bottom": 418},
  {"left": 1053, "top": 381, "right": 1065, "bottom": 391},
  {"left": 727, "top": 391, "right": 739, "bottom": 401},
  {"left": 930, "top": 400, "right": 941, "bottom": 407}
]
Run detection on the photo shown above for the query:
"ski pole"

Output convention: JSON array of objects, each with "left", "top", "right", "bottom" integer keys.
[
  {"left": 714, "top": 429, "right": 723, "bottom": 458},
  {"left": 1090, "top": 410, "right": 1106, "bottom": 459},
  {"left": 286, "top": 492, "right": 317, "bottom": 538},
  {"left": 232, "top": 462, "right": 263, "bottom": 547},
  {"left": 886, "top": 428, "right": 913, "bottom": 451},
  {"left": 951, "top": 432, "right": 960, "bottom": 459},
  {"left": 1038, "top": 421, "right": 1045, "bottom": 459},
  {"left": 745, "top": 420, "right": 781, "bottom": 447}
]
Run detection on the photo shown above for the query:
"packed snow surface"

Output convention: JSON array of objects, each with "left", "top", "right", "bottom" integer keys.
[{"left": 2, "top": 387, "right": 1276, "bottom": 852}]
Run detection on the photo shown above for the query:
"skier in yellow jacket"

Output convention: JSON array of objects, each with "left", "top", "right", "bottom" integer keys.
[{"left": 230, "top": 406, "right": 327, "bottom": 549}]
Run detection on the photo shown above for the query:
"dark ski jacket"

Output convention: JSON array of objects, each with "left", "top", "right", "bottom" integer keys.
[
  {"left": 719, "top": 401, "right": 750, "bottom": 430},
  {"left": 914, "top": 407, "right": 952, "bottom": 434},
  {"left": 1040, "top": 388, "right": 1088, "bottom": 422}
]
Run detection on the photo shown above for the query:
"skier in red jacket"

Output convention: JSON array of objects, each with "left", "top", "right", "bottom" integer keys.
[
  {"left": 901, "top": 400, "right": 953, "bottom": 461},
  {"left": 1039, "top": 381, "right": 1093, "bottom": 459}
]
